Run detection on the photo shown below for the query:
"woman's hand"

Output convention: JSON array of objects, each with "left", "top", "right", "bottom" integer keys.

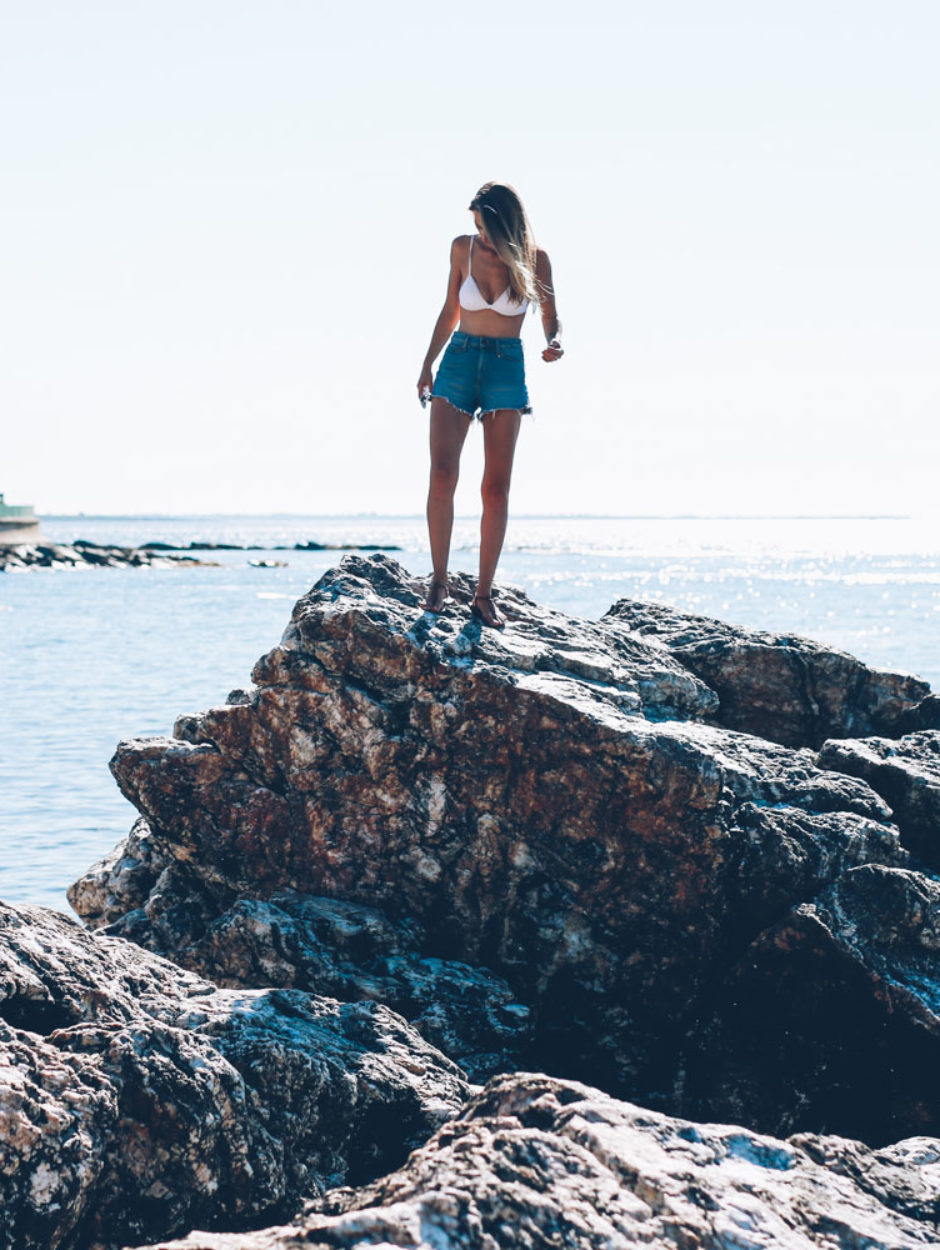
[
  {"left": 542, "top": 339, "right": 564, "bottom": 363},
  {"left": 417, "top": 364, "right": 433, "bottom": 403}
]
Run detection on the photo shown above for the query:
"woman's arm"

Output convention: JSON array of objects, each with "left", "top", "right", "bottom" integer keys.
[
  {"left": 535, "top": 249, "right": 563, "bottom": 362},
  {"left": 417, "top": 238, "right": 463, "bottom": 399}
]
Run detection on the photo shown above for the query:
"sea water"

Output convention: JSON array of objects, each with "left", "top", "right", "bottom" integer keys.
[{"left": 2, "top": 514, "right": 938, "bottom": 914}]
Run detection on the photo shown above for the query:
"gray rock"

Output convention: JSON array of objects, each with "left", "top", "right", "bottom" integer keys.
[
  {"left": 897, "top": 693, "right": 940, "bottom": 733},
  {"left": 0, "top": 899, "right": 469, "bottom": 1250},
  {"left": 102, "top": 889, "right": 532, "bottom": 1085},
  {"left": 66, "top": 816, "right": 169, "bottom": 929},
  {"left": 818, "top": 730, "right": 940, "bottom": 869},
  {"left": 604, "top": 597, "right": 930, "bottom": 748},
  {"left": 126, "top": 1072, "right": 940, "bottom": 1249}
]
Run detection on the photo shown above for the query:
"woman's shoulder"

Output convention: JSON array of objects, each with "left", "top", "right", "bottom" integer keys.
[
  {"left": 448, "top": 234, "right": 472, "bottom": 262},
  {"left": 534, "top": 246, "right": 552, "bottom": 271}
]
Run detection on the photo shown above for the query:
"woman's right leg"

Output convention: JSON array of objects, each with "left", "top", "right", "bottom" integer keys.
[{"left": 426, "top": 398, "right": 471, "bottom": 606}]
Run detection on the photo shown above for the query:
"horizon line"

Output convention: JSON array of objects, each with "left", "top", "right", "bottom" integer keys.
[{"left": 40, "top": 512, "right": 914, "bottom": 522}]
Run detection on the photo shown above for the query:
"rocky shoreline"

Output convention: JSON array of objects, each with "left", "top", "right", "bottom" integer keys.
[
  {"left": 4, "top": 553, "right": 940, "bottom": 1248},
  {"left": 140, "top": 541, "right": 402, "bottom": 553},
  {"left": 0, "top": 539, "right": 402, "bottom": 572},
  {"left": 0, "top": 541, "right": 215, "bottom": 572}
]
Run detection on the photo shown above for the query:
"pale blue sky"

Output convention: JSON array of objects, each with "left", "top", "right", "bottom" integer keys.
[{"left": 2, "top": 1, "right": 937, "bottom": 517}]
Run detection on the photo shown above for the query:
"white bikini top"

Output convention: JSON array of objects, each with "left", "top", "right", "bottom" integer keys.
[{"left": 458, "top": 235, "right": 528, "bottom": 317}]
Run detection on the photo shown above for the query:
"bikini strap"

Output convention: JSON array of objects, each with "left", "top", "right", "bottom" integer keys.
[{"left": 467, "top": 233, "right": 473, "bottom": 278}]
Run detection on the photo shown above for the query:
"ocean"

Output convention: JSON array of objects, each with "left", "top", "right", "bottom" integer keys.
[{"left": 2, "top": 514, "right": 938, "bottom": 915}]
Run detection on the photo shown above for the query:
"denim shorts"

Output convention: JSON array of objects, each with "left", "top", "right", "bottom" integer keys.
[{"left": 432, "top": 331, "right": 531, "bottom": 420}]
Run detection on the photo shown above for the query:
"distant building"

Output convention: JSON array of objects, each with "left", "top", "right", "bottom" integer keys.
[{"left": 0, "top": 493, "right": 41, "bottom": 545}]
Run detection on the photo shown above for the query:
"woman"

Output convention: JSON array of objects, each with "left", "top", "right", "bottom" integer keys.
[{"left": 416, "top": 182, "right": 563, "bottom": 629}]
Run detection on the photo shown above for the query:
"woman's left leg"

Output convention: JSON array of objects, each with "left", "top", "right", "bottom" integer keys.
[
  {"left": 477, "top": 409, "right": 522, "bottom": 612},
  {"left": 426, "top": 398, "right": 472, "bottom": 609}
]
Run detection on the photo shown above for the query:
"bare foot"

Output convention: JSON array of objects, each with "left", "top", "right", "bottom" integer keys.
[
  {"left": 471, "top": 593, "right": 505, "bottom": 630},
  {"left": 423, "top": 579, "right": 448, "bottom": 613}
]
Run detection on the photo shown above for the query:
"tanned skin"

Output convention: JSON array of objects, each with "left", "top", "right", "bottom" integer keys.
[{"left": 417, "top": 209, "right": 563, "bottom": 626}]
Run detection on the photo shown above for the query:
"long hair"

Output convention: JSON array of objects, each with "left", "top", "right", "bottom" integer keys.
[{"left": 468, "top": 182, "right": 540, "bottom": 306}]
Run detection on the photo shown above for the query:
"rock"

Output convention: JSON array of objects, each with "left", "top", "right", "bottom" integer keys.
[
  {"left": 0, "top": 1022, "right": 116, "bottom": 1250},
  {"left": 184, "top": 543, "right": 247, "bottom": 551},
  {"left": 897, "top": 693, "right": 940, "bottom": 733},
  {"left": 125, "top": 1072, "right": 940, "bottom": 1250},
  {"left": 66, "top": 816, "right": 170, "bottom": 929},
  {"left": 291, "top": 542, "right": 402, "bottom": 552},
  {"left": 0, "top": 541, "right": 213, "bottom": 572},
  {"left": 0, "top": 899, "right": 469, "bottom": 1250},
  {"left": 818, "top": 730, "right": 940, "bottom": 869},
  {"left": 97, "top": 887, "right": 532, "bottom": 1085},
  {"left": 604, "top": 598, "right": 930, "bottom": 748},
  {"left": 68, "top": 555, "right": 936, "bottom": 1138},
  {"left": 684, "top": 864, "right": 940, "bottom": 1145},
  {"left": 135, "top": 541, "right": 404, "bottom": 554},
  {"left": 141, "top": 542, "right": 251, "bottom": 552}
]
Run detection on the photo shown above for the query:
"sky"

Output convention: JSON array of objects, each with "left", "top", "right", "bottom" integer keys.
[{"left": 1, "top": 1, "right": 938, "bottom": 519}]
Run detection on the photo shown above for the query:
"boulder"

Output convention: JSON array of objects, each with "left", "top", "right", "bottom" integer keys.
[
  {"left": 0, "top": 900, "right": 468, "bottom": 1250},
  {"left": 818, "top": 730, "right": 940, "bottom": 869},
  {"left": 126, "top": 1072, "right": 940, "bottom": 1250},
  {"left": 66, "top": 556, "right": 938, "bottom": 1139},
  {"left": 604, "top": 598, "right": 930, "bottom": 748}
]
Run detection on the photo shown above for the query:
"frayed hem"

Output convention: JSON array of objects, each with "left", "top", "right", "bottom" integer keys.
[
  {"left": 431, "top": 395, "right": 475, "bottom": 419},
  {"left": 432, "top": 395, "right": 533, "bottom": 422},
  {"left": 478, "top": 405, "right": 533, "bottom": 421}
]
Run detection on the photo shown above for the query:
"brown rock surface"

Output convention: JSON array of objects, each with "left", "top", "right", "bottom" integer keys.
[{"left": 68, "top": 815, "right": 170, "bottom": 929}]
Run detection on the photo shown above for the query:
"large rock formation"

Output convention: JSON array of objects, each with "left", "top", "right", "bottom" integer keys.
[
  {"left": 0, "top": 900, "right": 468, "bottom": 1250},
  {"left": 65, "top": 555, "right": 940, "bottom": 1146},
  {"left": 130, "top": 1073, "right": 940, "bottom": 1250}
]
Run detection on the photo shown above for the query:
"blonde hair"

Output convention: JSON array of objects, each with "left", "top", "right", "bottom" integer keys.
[{"left": 468, "top": 182, "right": 540, "bottom": 306}]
